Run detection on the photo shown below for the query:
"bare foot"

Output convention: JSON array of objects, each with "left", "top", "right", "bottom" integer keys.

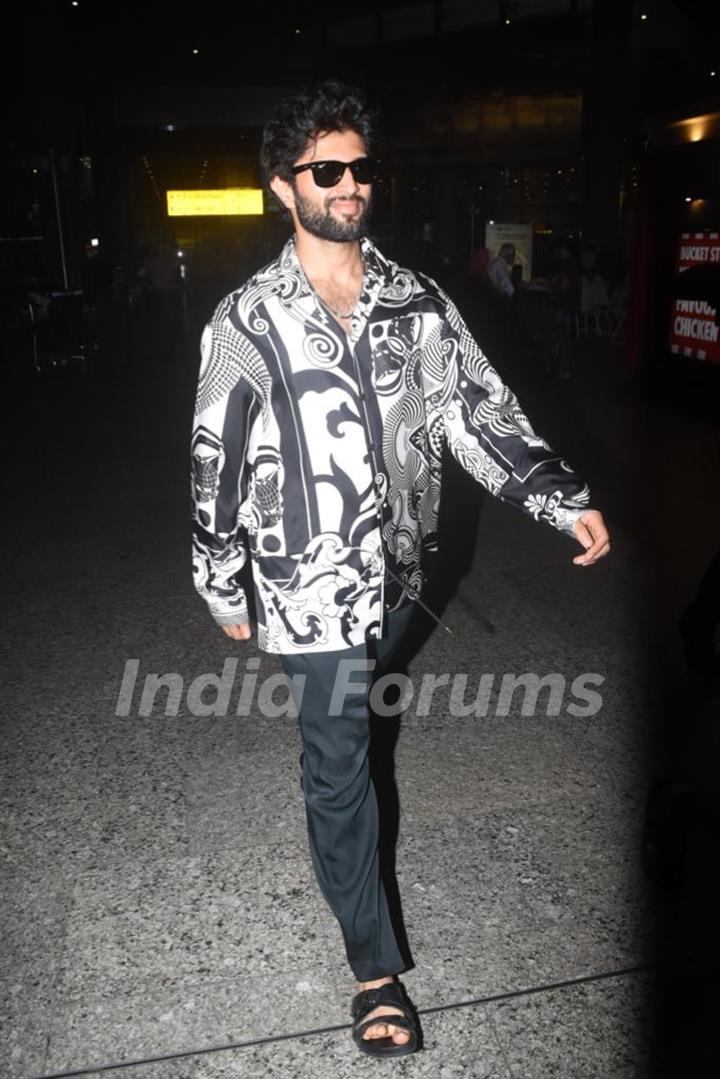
[{"left": 357, "top": 976, "right": 411, "bottom": 1045}]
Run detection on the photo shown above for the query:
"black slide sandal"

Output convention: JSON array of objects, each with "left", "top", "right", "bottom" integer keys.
[{"left": 351, "top": 980, "right": 421, "bottom": 1057}]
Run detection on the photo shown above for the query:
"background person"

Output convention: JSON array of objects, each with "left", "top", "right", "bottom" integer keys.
[{"left": 487, "top": 242, "right": 516, "bottom": 301}]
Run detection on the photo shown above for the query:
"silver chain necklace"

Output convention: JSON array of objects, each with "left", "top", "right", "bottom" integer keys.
[
  {"left": 312, "top": 256, "right": 365, "bottom": 321},
  {"left": 321, "top": 296, "right": 357, "bottom": 320}
]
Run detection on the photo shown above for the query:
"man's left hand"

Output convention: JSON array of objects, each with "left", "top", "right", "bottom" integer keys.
[{"left": 572, "top": 510, "right": 610, "bottom": 566}]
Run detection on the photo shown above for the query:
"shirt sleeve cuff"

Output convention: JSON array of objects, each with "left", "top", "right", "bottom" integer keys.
[
  {"left": 549, "top": 504, "right": 588, "bottom": 537},
  {"left": 207, "top": 596, "right": 250, "bottom": 627}
]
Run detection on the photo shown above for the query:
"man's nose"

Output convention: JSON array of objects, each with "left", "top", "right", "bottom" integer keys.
[{"left": 333, "top": 165, "right": 360, "bottom": 194}]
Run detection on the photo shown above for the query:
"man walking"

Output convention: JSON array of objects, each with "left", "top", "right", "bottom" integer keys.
[{"left": 191, "top": 81, "right": 610, "bottom": 1057}]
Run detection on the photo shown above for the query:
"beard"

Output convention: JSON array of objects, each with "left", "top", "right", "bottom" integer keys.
[{"left": 293, "top": 187, "right": 372, "bottom": 242}]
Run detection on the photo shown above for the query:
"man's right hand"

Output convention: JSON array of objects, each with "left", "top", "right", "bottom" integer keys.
[{"left": 221, "top": 623, "right": 252, "bottom": 640}]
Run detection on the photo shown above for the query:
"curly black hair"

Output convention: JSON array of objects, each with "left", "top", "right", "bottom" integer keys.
[{"left": 260, "top": 80, "right": 375, "bottom": 188}]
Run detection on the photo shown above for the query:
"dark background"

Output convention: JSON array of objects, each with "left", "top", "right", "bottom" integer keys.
[{"left": 2, "top": 0, "right": 719, "bottom": 371}]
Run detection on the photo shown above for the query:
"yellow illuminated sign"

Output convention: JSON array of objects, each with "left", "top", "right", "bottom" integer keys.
[{"left": 166, "top": 189, "right": 264, "bottom": 217}]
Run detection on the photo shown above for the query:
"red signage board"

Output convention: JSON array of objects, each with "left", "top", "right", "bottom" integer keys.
[{"left": 668, "top": 231, "right": 720, "bottom": 363}]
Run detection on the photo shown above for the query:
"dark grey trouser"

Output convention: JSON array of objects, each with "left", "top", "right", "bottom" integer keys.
[{"left": 279, "top": 602, "right": 414, "bottom": 981}]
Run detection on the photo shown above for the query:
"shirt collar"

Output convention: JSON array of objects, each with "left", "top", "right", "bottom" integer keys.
[{"left": 278, "top": 235, "right": 392, "bottom": 339}]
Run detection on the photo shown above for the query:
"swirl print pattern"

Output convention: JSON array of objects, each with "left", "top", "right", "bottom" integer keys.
[{"left": 191, "top": 237, "right": 590, "bottom": 653}]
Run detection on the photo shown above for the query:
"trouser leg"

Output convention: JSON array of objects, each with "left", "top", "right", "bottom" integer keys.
[
  {"left": 376, "top": 602, "right": 415, "bottom": 670},
  {"left": 278, "top": 603, "right": 413, "bottom": 981}
]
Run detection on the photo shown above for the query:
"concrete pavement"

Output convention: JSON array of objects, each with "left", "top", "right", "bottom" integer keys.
[{"left": 2, "top": 323, "right": 719, "bottom": 1078}]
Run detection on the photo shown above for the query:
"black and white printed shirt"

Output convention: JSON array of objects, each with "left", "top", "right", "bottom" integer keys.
[{"left": 191, "top": 236, "right": 591, "bottom": 654}]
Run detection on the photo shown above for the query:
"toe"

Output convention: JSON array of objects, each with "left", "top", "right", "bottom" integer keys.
[
  {"left": 360, "top": 1003, "right": 413, "bottom": 1043},
  {"left": 362, "top": 1019, "right": 410, "bottom": 1043}
]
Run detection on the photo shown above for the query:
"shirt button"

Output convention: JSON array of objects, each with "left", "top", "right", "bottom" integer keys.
[{"left": 368, "top": 442, "right": 376, "bottom": 452}]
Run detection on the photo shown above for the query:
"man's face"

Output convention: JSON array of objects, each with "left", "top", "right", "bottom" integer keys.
[{"left": 273, "top": 128, "right": 373, "bottom": 243}]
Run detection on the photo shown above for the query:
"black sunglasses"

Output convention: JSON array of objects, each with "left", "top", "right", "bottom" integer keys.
[{"left": 290, "top": 157, "right": 377, "bottom": 188}]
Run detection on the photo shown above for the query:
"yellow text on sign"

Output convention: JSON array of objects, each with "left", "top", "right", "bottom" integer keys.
[{"left": 166, "top": 189, "right": 264, "bottom": 217}]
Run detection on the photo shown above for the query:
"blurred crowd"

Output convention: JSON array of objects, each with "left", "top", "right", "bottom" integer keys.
[{"left": 467, "top": 236, "right": 629, "bottom": 381}]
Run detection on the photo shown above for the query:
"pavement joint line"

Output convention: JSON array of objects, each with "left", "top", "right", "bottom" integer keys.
[{"left": 29, "top": 961, "right": 656, "bottom": 1079}]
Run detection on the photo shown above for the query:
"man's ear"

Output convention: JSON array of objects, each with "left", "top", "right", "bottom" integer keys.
[{"left": 270, "top": 175, "right": 295, "bottom": 212}]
